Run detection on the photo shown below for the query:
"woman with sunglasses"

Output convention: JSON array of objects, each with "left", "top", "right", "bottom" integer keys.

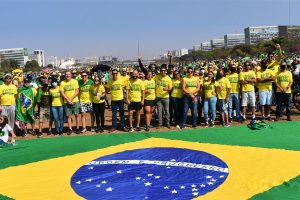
[
  {"left": 90, "top": 76, "right": 106, "bottom": 133},
  {"left": 0, "top": 115, "right": 16, "bottom": 146},
  {"left": 203, "top": 71, "right": 219, "bottom": 127},
  {"left": 170, "top": 70, "right": 183, "bottom": 129},
  {"left": 143, "top": 71, "right": 156, "bottom": 132}
]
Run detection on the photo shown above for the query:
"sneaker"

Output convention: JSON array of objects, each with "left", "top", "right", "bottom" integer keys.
[
  {"left": 135, "top": 127, "right": 141, "bottom": 132},
  {"left": 229, "top": 118, "right": 233, "bottom": 123},
  {"left": 225, "top": 123, "right": 230, "bottom": 127},
  {"left": 128, "top": 127, "right": 134, "bottom": 133},
  {"left": 47, "top": 130, "right": 53, "bottom": 136},
  {"left": 180, "top": 126, "right": 186, "bottom": 130},
  {"left": 205, "top": 121, "right": 209, "bottom": 128},
  {"left": 145, "top": 126, "right": 150, "bottom": 132},
  {"left": 122, "top": 127, "right": 129, "bottom": 132},
  {"left": 156, "top": 125, "right": 162, "bottom": 129},
  {"left": 75, "top": 129, "right": 81, "bottom": 134},
  {"left": 221, "top": 122, "right": 225, "bottom": 127},
  {"left": 251, "top": 118, "right": 257, "bottom": 123},
  {"left": 176, "top": 125, "right": 180, "bottom": 129},
  {"left": 100, "top": 128, "right": 104, "bottom": 133},
  {"left": 81, "top": 128, "right": 87, "bottom": 133},
  {"left": 274, "top": 116, "right": 280, "bottom": 121},
  {"left": 67, "top": 129, "right": 73, "bottom": 135},
  {"left": 109, "top": 128, "right": 117, "bottom": 133},
  {"left": 90, "top": 127, "right": 95, "bottom": 132},
  {"left": 287, "top": 116, "right": 292, "bottom": 121},
  {"left": 266, "top": 116, "right": 272, "bottom": 121},
  {"left": 148, "top": 125, "right": 154, "bottom": 128},
  {"left": 58, "top": 131, "right": 63, "bottom": 135},
  {"left": 166, "top": 124, "right": 171, "bottom": 129},
  {"left": 96, "top": 128, "right": 100, "bottom": 133},
  {"left": 37, "top": 132, "right": 43, "bottom": 138},
  {"left": 261, "top": 116, "right": 265, "bottom": 122},
  {"left": 192, "top": 125, "right": 197, "bottom": 128},
  {"left": 210, "top": 121, "right": 215, "bottom": 128}
]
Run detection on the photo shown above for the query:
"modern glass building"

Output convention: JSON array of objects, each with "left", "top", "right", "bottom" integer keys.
[
  {"left": 224, "top": 34, "right": 245, "bottom": 49},
  {"left": 245, "top": 26, "right": 279, "bottom": 45},
  {"left": 0, "top": 48, "right": 29, "bottom": 66}
]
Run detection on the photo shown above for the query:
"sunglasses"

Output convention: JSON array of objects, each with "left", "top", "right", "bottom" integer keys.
[
  {"left": 82, "top": 74, "right": 87, "bottom": 77},
  {"left": 112, "top": 73, "right": 118, "bottom": 75},
  {"left": 161, "top": 69, "right": 166, "bottom": 72},
  {"left": 5, "top": 77, "right": 11, "bottom": 79},
  {"left": 188, "top": 71, "right": 193, "bottom": 73}
]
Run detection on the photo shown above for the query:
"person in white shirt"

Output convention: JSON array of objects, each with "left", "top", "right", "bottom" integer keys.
[{"left": 0, "top": 115, "right": 16, "bottom": 145}]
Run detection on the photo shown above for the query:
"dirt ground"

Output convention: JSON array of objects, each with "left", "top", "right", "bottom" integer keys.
[{"left": 16, "top": 96, "right": 300, "bottom": 140}]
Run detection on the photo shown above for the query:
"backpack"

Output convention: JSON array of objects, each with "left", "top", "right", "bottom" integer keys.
[{"left": 247, "top": 121, "right": 271, "bottom": 130}]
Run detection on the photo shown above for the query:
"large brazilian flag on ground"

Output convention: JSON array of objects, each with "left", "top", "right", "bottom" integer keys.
[{"left": 1, "top": 122, "right": 300, "bottom": 200}]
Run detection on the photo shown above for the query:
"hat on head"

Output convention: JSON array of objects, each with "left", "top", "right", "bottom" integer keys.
[{"left": 4, "top": 73, "right": 12, "bottom": 78}]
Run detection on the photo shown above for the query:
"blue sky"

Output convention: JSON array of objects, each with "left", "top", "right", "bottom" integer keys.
[{"left": 0, "top": 0, "right": 299, "bottom": 60}]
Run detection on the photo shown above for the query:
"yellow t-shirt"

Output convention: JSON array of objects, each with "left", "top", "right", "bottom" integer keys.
[
  {"left": 239, "top": 71, "right": 256, "bottom": 92},
  {"left": 183, "top": 76, "right": 199, "bottom": 95},
  {"left": 0, "top": 84, "right": 18, "bottom": 106},
  {"left": 60, "top": 79, "right": 79, "bottom": 103},
  {"left": 49, "top": 87, "right": 63, "bottom": 106},
  {"left": 126, "top": 79, "right": 145, "bottom": 102},
  {"left": 154, "top": 74, "right": 172, "bottom": 98},
  {"left": 256, "top": 69, "right": 274, "bottom": 91},
  {"left": 78, "top": 79, "right": 93, "bottom": 103},
  {"left": 121, "top": 75, "right": 130, "bottom": 86},
  {"left": 216, "top": 77, "right": 231, "bottom": 100},
  {"left": 90, "top": 85, "right": 105, "bottom": 103},
  {"left": 268, "top": 60, "right": 280, "bottom": 74},
  {"left": 171, "top": 79, "right": 183, "bottom": 98},
  {"left": 143, "top": 79, "right": 156, "bottom": 101},
  {"left": 226, "top": 73, "right": 240, "bottom": 94},
  {"left": 276, "top": 71, "right": 293, "bottom": 93},
  {"left": 203, "top": 81, "right": 219, "bottom": 99},
  {"left": 107, "top": 78, "right": 125, "bottom": 101}
]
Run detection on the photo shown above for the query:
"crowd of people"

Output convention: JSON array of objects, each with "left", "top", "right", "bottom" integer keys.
[{"left": 1, "top": 44, "right": 300, "bottom": 144}]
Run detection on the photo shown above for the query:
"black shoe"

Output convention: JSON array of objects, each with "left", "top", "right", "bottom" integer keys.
[
  {"left": 135, "top": 127, "right": 141, "bottom": 132},
  {"left": 229, "top": 118, "right": 233, "bottom": 123},
  {"left": 275, "top": 117, "right": 280, "bottom": 121},
  {"left": 96, "top": 128, "right": 100, "bottom": 133},
  {"left": 145, "top": 126, "right": 150, "bottom": 132},
  {"left": 58, "top": 131, "right": 63, "bottom": 135},
  {"left": 47, "top": 130, "right": 53, "bottom": 136},
  {"left": 287, "top": 116, "right": 292, "bottom": 121},
  {"left": 156, "top": 125, "right": 162, "bottom": 129},
  {"left": 37, "top": 132, "right": 43, "bottom": 138},
  {"left": 261, "top": 116, "right": 265, "bottom": 122},
  {"left": 166, "top": 125, "right": 171, "bottom": 129},
  {"left": 67, "top": 129, "right": 73, "bottom": 135},
  {"left": 100, "top": 128, "right": 104, "bottom": 133},
  {"left": 75, "top": 129, "right": 81, "bottom": 134},
  {"left": 128, "top": 127, "right": 134, "bottom": 133}
]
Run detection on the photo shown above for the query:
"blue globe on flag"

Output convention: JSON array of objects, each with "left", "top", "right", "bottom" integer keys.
[{"left": 71, "top": 148, "right": 229, "bottom": 199}]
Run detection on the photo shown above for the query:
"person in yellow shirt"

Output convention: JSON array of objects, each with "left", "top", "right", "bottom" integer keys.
[
  {"left": 106, "top": 68, "right": 128, "bottom": 133},
  {"left": 49, "top": 80, "right": 64, "bottom": 135},
  {"left": 126, "top": 70, "right": 145, "bottom": 132},
  {"left": 181, "top": 67, "right": 200, "bottom": 129},
  {"left": 216, "top": 69, "right": 231, "bottom": 127},
  {"left": 170, "top": 70, "right": 183, "bottom": 129},
  {"left": 154, "top": 65, "right": 172, "bottom": 128},
  {"left": 143, "top": 71, "right": 156, "bottom": 132},
  {"left": 90, "top": 76, "right": 106, "bottom": 133},
  {"left": 0, "top": 73, "right": 18, "bottom": 130},
  {"left": 275, "top": 62, "right": 293, "bottom": 121},
  {"left": 226, "top": 65, "right": 241, "bottom": 122},
  {"left": 267, "top": 44, "right": 282, "bottom": 74},
  {"left": 256, "top": 60, "right": 275, "bottom": 121},
  {"left": 60, "top": 70, "right": 80, "bottom": 134},
  {"left": 78, "top": 71, "right": 94, "bottom": 133},
  {"left": 239, "top": 62, "right": 257, "bottom": 122},
  {"left": 203, "top": 71, "right": 219, "bottom": 127}
]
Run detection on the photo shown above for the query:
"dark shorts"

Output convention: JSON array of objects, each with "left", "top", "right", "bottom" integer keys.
[
  {"left": 129, "top": 102, "right": 142, "bottom": 111},
  {"left": 144, "top": 100, "right": 156, "bottom": 107},
  {"left": 64, "top": 101, "right": 80, "bottom": 116}
]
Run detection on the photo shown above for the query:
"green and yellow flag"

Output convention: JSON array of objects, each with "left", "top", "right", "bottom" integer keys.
[{"left": 0, "top": 122, "right": 300, "bottom": 200}]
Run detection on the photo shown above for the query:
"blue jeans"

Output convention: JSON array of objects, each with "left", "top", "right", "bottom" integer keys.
[
  {"left": 181, "top": 96, "right": 198, "bottom": 127},
  {"left": 111, "top": 100, "right": 125, "bottom": 129},
  {"left": 204, "top": 96, "right": 217, "bottom": 121},
  {"left": 51, "top": 106, "right": 64, "bottom": 132},
  {"left": 276, "top": 93, "right": 291, "bottom": 117},
  {"left": 228, "top": 93, "right": 240, "bottom": 119},
  {"left": 170, "top": 97, "right": 183, "bottom": 125}
]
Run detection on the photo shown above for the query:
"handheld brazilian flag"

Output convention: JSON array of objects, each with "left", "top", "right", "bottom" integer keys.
[
  {"left": 0, "top": 122, "right": 300, "bottom": 200},
  {"left": 15, "top": 86, "right": 35, "bottom": 124}
]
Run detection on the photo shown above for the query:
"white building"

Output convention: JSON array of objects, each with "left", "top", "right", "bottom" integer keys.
[
  {"left": 245, "top": 26, "right": 279, "bottom": 45},
  {"left": 179, "top": 48, "right": 189, "bottom": 57},
  {"left": 82, "top": 57, "right": 98, "bottom": 65},
  {"left": 211, "top": 39, "right": 225, "bottom": 49},
  {"left": 29, "top": 50, "right": 45, "bottom": 67},
  {"left": 171, "top": 50, "right": 180, "bottom": 57},
  {"left": 0, "top": 48, "right": 29, "bottom": 66},
  {"left": 193, "top": 45, "right": 201, "bottom": 51},
  {"left": 201, "top": 42, "right": 212, "bottom": 51},
  {"left": 224, "top": 34, "right": 245, "bottom": 49},
  {"left": 47, "top": 56, "right": 58, "bottom": 67}
]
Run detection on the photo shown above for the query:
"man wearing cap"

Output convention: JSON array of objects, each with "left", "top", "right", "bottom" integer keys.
[{"left": 0, "top": 73, "right": 18, "bottom": 129}]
